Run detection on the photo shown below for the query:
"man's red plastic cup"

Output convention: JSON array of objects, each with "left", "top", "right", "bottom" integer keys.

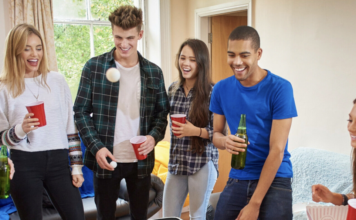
[
  {"left": 25, "top": 101, "right": 47, "bottom": 127},
  {"left": 130, "top": 136, "right": 147, "bottom": 160},
  {"left": 347, "top": 199, "right": 356, "bottom": 220},
  {"left": 171, "top": 114, "right": 186, "bottom": 137}
]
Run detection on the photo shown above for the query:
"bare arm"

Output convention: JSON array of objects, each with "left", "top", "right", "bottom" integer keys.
[{"left": 212, "top": 113, "right": 247, "bottom": 153}]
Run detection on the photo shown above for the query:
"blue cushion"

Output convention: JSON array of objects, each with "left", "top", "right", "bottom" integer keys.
[
  {"left": 78, "top": 141, "right": 94, "bottom": 198},
  {"left": 0, "top": 196, "right": 15, "bottom": 220}
]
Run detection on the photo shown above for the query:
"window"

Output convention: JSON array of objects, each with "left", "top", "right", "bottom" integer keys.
[{"left": 53, "top": 0, "right": 143, "bottom": 100}]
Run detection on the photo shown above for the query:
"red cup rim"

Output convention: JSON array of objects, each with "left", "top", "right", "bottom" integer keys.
[
  {"left": 171, "top": 114, "right": 186, "bottom": 118},
  {"left": 130, "top": 136, "right": 147, "bottom": 144},
  {"left": 26, "top": 101, "right": 44, "bottom": 107},
  {"left": 348, "top": 199, "right": 356, "bottom": 208}
]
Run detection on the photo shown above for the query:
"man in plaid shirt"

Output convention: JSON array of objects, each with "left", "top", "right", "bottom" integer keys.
[{"left": 73, "top": 5, "right": 169, "bottom": 220}]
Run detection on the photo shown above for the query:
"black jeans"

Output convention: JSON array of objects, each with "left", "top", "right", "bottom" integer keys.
[
  {"left": 10, "top": 149, "right": 85, "bottom": 220},
  {"left": 94, "top": 163, "right": 151, "bottom": 220}
]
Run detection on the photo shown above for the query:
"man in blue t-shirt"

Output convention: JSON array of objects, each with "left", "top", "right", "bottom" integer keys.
[{"left": 210, "top": 26, "right": 297, "bottom": 220}]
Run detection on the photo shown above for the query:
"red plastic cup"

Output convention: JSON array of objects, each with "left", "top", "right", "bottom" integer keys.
[
  {"left": 25, "top": 101, "right": 47, "bottom": 127},
  {"left": 347, "top": 199, "right": 356, "bottom": 220},
  {"left": 130, "top": 136, "right": 147, "bottom": 160},
  {"left": 171, "top": 114, "right": 186, "bottom": 137}
]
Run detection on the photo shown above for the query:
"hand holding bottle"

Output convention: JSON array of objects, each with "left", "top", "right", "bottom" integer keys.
[{"left": 224, "top": 135, "right": 247, "bottom": 155}]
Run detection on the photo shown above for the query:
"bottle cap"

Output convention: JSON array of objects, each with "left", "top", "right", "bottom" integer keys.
[{"left": 110, "top": 161, "right": 117, "bottom": 169}]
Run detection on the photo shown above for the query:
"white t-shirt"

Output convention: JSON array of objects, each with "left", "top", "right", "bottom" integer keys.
[{"left": 113, "top": 61, "right": 141, "bottom": 163}]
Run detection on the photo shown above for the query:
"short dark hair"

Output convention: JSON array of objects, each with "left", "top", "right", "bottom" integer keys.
[
  {"left": 354, "top": 99, "right": 356, "bottom": 104},
  {"left": 229, "top": 26, "right": 260, "bottom": 51},
  {"left": 108, "top": 5, "right": 143, "bottom": 31}
]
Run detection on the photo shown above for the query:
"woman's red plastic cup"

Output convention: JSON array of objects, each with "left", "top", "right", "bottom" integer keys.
[
  {"left": 130, "top": 136, "right": 147, "bottom": 160},
  {"left": 347, "top": 199, "right": 356, "bottom": 220},
  {"left": 171, "top": 114, "right": 186, "bottom": 136},
  {"left": 25, "top": 101, "right": 46, "bottom": 127}
]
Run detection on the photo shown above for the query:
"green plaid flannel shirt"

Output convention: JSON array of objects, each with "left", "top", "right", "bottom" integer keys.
[{"left": 73, "top": 48, "right": 169, "bottom": 179}]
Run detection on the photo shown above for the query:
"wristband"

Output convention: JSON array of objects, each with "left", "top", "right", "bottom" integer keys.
[
  {"left": 342, "top": 194, "right": 349, "bottom": 206},
  {"left": 199, "top": 128, "right": 202, "bottom": 137}
]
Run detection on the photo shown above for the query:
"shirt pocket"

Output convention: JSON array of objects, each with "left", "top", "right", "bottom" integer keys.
[{"left": 145, "top": 83, "right": 158, "bottom": 108}]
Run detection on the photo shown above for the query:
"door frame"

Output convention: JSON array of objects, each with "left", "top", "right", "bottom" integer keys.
[{"left": 194, "top": 0, "right": 252, "bottom": 46}]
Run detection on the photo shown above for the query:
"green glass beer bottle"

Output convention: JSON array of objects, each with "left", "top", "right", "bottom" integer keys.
[
  {"left": 0, "top": 145, "right": 10, "bottom": 199},
  {"left": 231, "top": 114, "right": 248, "bottom": 169}
]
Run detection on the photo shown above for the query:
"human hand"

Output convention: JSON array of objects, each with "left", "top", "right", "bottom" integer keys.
[
  {"left": 96, "top": 148, "right": 116, "bottom": 171},
  {"left": 8, "top": 158, "right": 14, "bottom": 180},
  {"left": 172, "top": 120, "right": 197, "bottom": 138},
  {"left": 312, "top": 184, "right": 334, "bottom": 203},
  {"left": 138, "top": 135, "right": 155, "bottom": 156},
  {"left": 22, "top": 113, "right": 40, "bottom": 133},
  {"left": 224, "top": 135, "right": 247, "bottom": 155},
  {"left": 236, "top": 203, "right": 259, "bottom": 220},
  {"left": 72, "top": 174, "right": 84, "bottom": 188}
]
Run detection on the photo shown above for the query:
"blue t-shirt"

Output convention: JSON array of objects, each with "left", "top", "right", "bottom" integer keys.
[{"left": 209, "top": 70, "right": 298, "bottom": 180}]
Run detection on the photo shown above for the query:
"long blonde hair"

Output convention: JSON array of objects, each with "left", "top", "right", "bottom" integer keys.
[{"left": 0, "top": 23, "right": 50, "bottom": 98}]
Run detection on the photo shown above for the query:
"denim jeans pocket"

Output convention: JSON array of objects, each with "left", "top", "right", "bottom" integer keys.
[
  {"left": 225, "top": 178, "right": 234, "bottom": 187},
  {"left": 270, "top": 177, "right": 292, "bottom": 192}
]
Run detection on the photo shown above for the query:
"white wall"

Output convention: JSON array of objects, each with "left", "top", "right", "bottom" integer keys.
[
  {"left": 170, "top": 0, "right": 356, "bottom": 155},
  {"left": 254, "top": 0, "right": 356, "bottom": 155}
]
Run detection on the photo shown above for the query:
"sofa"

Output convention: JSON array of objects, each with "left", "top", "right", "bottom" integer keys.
[
  {"left": 207, "top": 147, "right": 354, "bottom": 220},
  {"left": 1, "top": 142, "right": 164, "bottom": 220}
]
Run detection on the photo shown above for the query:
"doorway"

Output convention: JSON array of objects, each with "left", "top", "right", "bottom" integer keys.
[{"left": 210, "top": 12, "right": 248, "bottom": 193}]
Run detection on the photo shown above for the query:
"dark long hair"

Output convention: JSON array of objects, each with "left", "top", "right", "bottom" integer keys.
[
  {"left": 172, "top": 39, "right": 212, "bottom": 154},
  {"left": 353, "top": 99, "right": 356, "bottom": 194}
]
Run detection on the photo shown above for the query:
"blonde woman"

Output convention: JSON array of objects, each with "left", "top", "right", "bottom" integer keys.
[{"left": 0, "top": 24, "right": 85, "bottom": 220}]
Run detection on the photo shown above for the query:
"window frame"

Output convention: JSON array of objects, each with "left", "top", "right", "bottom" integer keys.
[{"left": 53, "top": 0, "right": 145, "bottom": 58}]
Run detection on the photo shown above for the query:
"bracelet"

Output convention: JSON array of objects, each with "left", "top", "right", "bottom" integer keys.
[
  {"left": 199, "top": 128, "right": 202, "bottom": 137},
  {"left": 342, "top": 194, "right": 349, "bottom": 206}
]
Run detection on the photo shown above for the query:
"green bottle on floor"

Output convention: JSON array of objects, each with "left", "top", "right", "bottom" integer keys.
[
  {"left": 231, "top": 114, "right": 248, "bottom": 169},
  {"left": 0, "top": 145, "right": 10, "bottom": 199}
]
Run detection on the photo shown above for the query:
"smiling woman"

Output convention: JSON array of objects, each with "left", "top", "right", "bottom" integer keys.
[
  {"left": 312, "top": 99, "right": 356, "bottom": 206},
  {"left": 0, "top": 24, "right": 85, "bottom": 220}
]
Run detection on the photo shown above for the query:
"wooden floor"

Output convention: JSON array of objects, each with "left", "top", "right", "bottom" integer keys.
[{"left": 180, "top": 212, "right": 189, "bottom": 220}]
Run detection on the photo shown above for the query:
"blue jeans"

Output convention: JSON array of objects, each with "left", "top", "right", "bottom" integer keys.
[
  {"left": 214, "top": 177, "right": 292, "bottom": 220},
  {"left": 163, "top": 161, "right": 217, "bottom": 220}
]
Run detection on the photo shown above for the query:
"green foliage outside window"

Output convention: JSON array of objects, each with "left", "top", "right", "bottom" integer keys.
[{"left": 54, "top": 0, "right": 133, "bottom": 101}]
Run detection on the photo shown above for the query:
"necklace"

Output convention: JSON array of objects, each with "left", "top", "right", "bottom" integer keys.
[
  {"left": 26, "top": 79, "right": 40, "bottom": 101},
  {"left": 184, "top": 84, "right": 193, "bottom": 92}
]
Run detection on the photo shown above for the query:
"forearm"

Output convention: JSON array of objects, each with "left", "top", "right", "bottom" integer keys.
[
  {"left": 250, "top": 149, "right": 284, "bottom": 206},
  {"left": 190, "top": 126, "right": 209, "bottom": 139},
  {"left": 212, "top": 131, "right": 227, "bottom": 149},
  {"left": 68, "top": 133, "right": 83, "bottom": 175},
  {"left": 329, "top": 193, "right": 344, "bottom": 205},
  {"left": 0, "top": 125, "right": 26, "bottom": 147}
]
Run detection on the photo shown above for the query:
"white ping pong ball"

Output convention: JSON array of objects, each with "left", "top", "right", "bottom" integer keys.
[
  {"left": 106, "top": 68, "right": 121, "bottom": 82},
  {"left": 110, "top": 161, "right": 117, "bottom": 168}
]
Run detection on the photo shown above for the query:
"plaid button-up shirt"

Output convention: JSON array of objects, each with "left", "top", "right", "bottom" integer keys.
[
  {"left": 73, "top": 48, "right": 169, "bottom": 179},
  {"left": 168, "top": 82, "right": 218, "bottom": 175}
]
